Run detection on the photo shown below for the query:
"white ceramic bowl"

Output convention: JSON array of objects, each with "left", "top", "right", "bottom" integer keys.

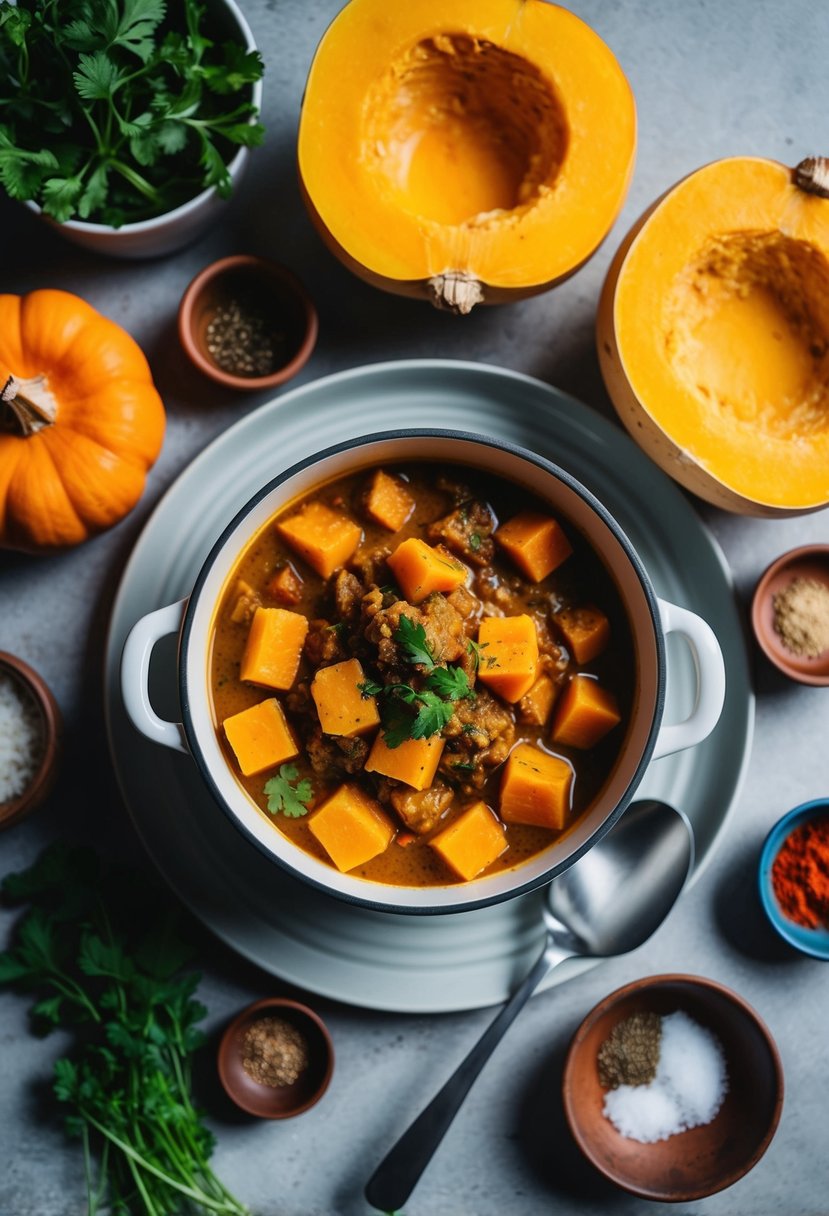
[
  {"left": 23, "top": 0, "right": 262, "bottom": 259},
  {"left": 121, "top": 431, "right": 725, "bottom": 913}
]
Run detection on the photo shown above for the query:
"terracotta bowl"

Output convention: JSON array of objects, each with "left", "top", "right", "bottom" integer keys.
[
  {"left": 751, "top": 544, "right": 829, "bottom": 685},
  {"left": 217, "top": 997, "right": 334, "bottom": 1118},
  {"left": 0, "top": 652, "right": 62, "bottom": 830},
  {"left": 563, "top": 975, "right": 784, "bottom": 1202},
  {"left": 178, "top": 255, "right": 318, "bottom": 390}
]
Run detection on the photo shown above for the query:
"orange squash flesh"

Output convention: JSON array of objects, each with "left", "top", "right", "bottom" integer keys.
[
  {"left": 298, "top": 0, "right": 636, "bottom": 311},
  {"left": 598, "top": 156, "right": 829, "bottom": 514}
]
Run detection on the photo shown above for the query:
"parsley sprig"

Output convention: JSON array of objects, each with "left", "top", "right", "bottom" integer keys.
[
  {"left": 264, "top": 763, "right": 314, "bottom": 818},
  {"left": 0, "top": 0, "right": 265, "bottom": 225},
  {"left": 0, "top": 843, "right": 250, "bottom": 1216},
  {"left": 359, "top": 619, "right": 475, "bottom": 748}
]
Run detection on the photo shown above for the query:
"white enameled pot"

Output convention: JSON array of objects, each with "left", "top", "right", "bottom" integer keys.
[{"left": 120, "top": 431, "right": 725, "bottom": 914}]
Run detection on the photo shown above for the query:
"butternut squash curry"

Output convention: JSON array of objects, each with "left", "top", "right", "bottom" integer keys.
[{"left": 210, "top": 464, "right": 632, "bottom": 886}]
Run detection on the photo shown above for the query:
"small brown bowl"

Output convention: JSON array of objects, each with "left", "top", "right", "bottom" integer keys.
[
  {"left": 217, "top": 997, "right": 333, "bottom": 1118},
  {"left": 751, "top": 545, "right": 829, "bottom": 685},
  {"left": 0, "top": 652, "right": 61, "bottom": 830},
  {"left": 178, "top": 255, "right": 318, "bottom": 391},
  {"left": 563, "top": 974, "right": 784, "bottom": 1202}
]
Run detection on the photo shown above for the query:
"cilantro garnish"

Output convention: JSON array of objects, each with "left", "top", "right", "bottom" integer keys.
[
  {"left": 394, "top": 616, "right": 436, "bottom": 669},
  {"left": 264, "top": 764, "right": 314, "bottom": 818},
  {"left": 0, "top": 842, "right": 250, "bottom": 1215},
  {"left": 0, "top": 0, "right": 265, "bottom": 226},
  {"left": 467, "top": 638, "right": 497, "bottom": 672},
  {"left": 424, "top": 664, "right": 475, "bottom": 702}
]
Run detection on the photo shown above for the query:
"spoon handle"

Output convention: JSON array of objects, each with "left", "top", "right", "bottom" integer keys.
[{"left": 365, "top": 935, "right": 570, "bottom": 1213}]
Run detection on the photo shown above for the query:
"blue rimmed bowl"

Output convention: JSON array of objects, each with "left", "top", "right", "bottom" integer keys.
[{"left": 759, "top": 798, "right": 829, "bottom": 959}]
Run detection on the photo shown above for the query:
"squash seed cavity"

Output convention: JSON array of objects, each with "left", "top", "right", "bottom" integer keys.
[
  {"left": 663, "top": 231, "right": 829, "bottom": 440},
  {"left": 362, "top": 34, "right": 568, "bottom": 227}
]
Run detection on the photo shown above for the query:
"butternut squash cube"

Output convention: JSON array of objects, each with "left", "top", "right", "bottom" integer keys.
[
  {"left": 387, "top": 537, "right": 467, "bottom": 604},
  {"left": 222, "top": 698, "right": 298, "bottom": 777},
  {"left": 276, "top": 501, "right": 363, "bottom": 578},
  {"left": 266, "top": 563, "right": 303, "bottom": 606},
  {"left": 518, "top": 674, "right": 558, "bottom": 726},
  {"left": 240, "top": 606, "right": 308, "bottom": 690},
  {"left": 551, "top": 676, "right": 622, "bottom": 749},
  {"left": 554, "top": 604, "right": 610, "bottom": 664},
  {"left": 500, "top": 743, "right": 573, "bottom": 831},
  {"left": 476, "top": 614, "right": 539, "bottom": 703},
  {"left": 495, "top": 511, "right": 573, "bottom": 582},
  {"left": 364, "top": 732, "right": 445, "bottom": 790},
  {"left": 430, "top": 801, "right": 507, "bottom": 882},
  {"left": 365, "top": 469, "right": 415, "bottom": 532},
  {"left": 311, "top": 658, "right": 381, "bottom": 736},
  {"left": 308, "top": 783, "right": 395, "bottom": 872}
]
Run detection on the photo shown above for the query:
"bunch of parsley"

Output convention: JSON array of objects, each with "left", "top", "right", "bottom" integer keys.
[
  {"left": 0, "top": 0, "right": 264, "bottom": 226},
  {"left": 0, "top": 843, "right": 250, "bottom": 1216}
]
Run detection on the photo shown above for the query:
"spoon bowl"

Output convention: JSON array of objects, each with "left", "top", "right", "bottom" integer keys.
[
  {"left": 544, "top": 799, "right": 695, "bottom": 956},
  {"left": 366, "top": 799, "right": 694, "bottom": 1212}
]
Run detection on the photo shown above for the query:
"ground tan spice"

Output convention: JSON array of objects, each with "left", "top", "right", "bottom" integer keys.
[
  {"left": 772, "top": 576, "right": 829, "bottom": 658},
  {"left": 241, "top": 1016, "right": 310, "bottom": 1087},
  {"left": 598, "top": 1011, "right": 662, "bottom": 1089}
]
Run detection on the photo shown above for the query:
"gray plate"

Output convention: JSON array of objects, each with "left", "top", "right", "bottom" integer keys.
[{"left": 104, "top": 360, "right": 753, "bottom": 1013}]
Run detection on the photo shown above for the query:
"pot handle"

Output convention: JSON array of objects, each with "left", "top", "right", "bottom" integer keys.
[
  {"left": 120, "top": 599, "right": 188, "bottom": 754},
  {"left": 651, "top": 598, "right": 726, "bottom": 761}
]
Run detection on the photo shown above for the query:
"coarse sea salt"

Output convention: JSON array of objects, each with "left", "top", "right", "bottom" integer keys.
[
  {"left": 603, "top": 1010, "right": 728, "bottom": 1143},
  {"left": 0, "top": 670, "right": 44, "bottom": 803}
]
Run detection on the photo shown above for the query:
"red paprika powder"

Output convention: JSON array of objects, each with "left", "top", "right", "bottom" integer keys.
[{"left": 771, "top": 815, "right": 829, "bottom": 929}]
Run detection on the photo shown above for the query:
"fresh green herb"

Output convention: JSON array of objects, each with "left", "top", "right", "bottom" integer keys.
[
  {"left": 469, "top": 533, "right": 482, "bottom": 552},
  {"left": 394, "top": 616, "right": 436, "bottom": 669},
  {"left": 0, "top": 843, "right": 249, "bottom": 1216},
  {"left": 467, "top": 638, "right": 498, "bottom": 670},
  {"left": 424, "top": 664, "right": 474, "bottom": 702},
  {"left": 264, "top": 763, "right": 313, "bottom": 818},
  {"left": 358, "top": 678, "right": 384, "bottom": 699},
  {"left": 451, "top": 761, "right": 477, "bottom": 772},
  {"left": 324, "top": 621, "right": 347, "bottom": 635},
  {"left": 462, "top": 722, "right": 484, "bottom": 735},
  {"left": 371, "top": 666, "right": 473, "bottom": 748},
  {"left": 0, "top": 0, "right": 265, "bottom": 226}
]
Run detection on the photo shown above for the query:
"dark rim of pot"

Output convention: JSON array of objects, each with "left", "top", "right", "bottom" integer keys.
[{"left": 179, "top": 429, "right": 667, "bottom": 915}]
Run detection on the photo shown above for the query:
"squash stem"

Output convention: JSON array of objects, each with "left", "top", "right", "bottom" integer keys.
[
  {"left": 794, "top": 157, "right": 829, "bottom": 198},
  {"left": 0, "top": 374, "right": 58, "bottom": 436}
]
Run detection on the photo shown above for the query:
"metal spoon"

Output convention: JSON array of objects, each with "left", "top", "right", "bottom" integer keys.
[{"left": 365, "top": 798, "right": 694, "bottom": 1213}]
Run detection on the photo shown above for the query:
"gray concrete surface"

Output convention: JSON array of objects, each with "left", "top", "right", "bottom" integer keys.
[{"left": 2, "top": 2, "right": 829, "bottom": 1213}]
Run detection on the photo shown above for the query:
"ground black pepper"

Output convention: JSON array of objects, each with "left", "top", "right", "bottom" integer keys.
[
  {"left": 598, "top": 1010, "right": 662, "bottom": 1088},
  {"left": 205, "top": 295, "right": 286, "bottom": 378}
]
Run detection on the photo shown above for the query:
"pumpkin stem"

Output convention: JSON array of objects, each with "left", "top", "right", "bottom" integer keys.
[
  {"left": 428, "top": 272, "right": 485, "bottom": 315},
  {"left": 0, "top": 373, "right": 58, "bottom": 437},
  {"left": 794, "top": 157, "right": 829, "bottom": 199}
]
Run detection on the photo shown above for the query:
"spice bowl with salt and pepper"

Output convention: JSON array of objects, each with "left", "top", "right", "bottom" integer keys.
[
  {"left": 218, "top": 997, "right": 334, "bottom": 1118},
  {"left": 563, "top": 974, "right": 784, "bottom": 1202},
  {"left": 759, "top": 798, "right": 829, "bottom": 960},
  {"left": 751, "top": 544, "right": 829, "bottom": 685},
  {"left": 0, "top": 652, "right": 62, "bottom": 830},
  {"left": 178, "top": 255, "right": 319, "bottom": 391}
]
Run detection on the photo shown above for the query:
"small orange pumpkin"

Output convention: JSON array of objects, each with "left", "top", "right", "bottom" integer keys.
[{"left": 0, "top": 289, "right": 165, "bottom": 551}]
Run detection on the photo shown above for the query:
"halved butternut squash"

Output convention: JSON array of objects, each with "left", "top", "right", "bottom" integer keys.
[
  {"left": 298, "top": 0, "right": 636, "bottom": 313},
  {"left": 598, "top": 155, "right": 829, "bottom": 515}
]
